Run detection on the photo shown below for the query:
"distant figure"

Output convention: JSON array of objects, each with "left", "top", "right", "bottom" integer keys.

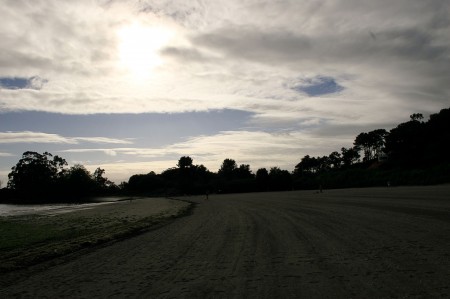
[
  {"left": 205, "top": 190, "right": 209, "bottom": 200},
  {"left": 387, "top": 181, "right": 391, "bottom": 187},
  {"left": 319, "top": 184, "right": 323, "bottom": 193}
]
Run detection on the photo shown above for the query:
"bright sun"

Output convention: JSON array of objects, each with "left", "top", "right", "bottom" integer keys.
[{"left": 118, "top": 22, "right": 173, "bottom": 79}]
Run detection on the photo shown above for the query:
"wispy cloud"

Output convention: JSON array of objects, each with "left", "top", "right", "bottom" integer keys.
[
  {"left": 0, "top": 0, "right": 447, "bottom": 126},
  {"left": 1, "top": 0, "right": 448, "bottom": 182},
  {"left": 0, "top": 152, "right": 13, "bottom": 157},
  {"left": 73, "top": 137, "right": 134, "bottom": 144},
  {"left": 62, "top": 129, "right": 353, "bottom": 175},
  {"left": 0, "top": 131, "right": 133, "bottom": 145}
]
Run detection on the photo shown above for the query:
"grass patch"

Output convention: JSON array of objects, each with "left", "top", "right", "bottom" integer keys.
[
  {"left": 0, "top": 200, "right": 194, "bottom": 273},
  {"left": 0, "top": 219, "right": 68, "bottom": 251}
]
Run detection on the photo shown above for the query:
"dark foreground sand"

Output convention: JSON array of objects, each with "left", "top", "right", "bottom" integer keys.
[{"left": 1, "top": 186, "right": 449, "bottom": 298}]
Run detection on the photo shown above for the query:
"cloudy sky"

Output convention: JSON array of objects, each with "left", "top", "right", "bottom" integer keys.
[{"left": 1, "top": 0, "right": 449, "bottom": 184}]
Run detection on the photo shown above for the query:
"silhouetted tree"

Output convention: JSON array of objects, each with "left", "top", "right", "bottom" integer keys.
[
  {"left": 295, "top": 155, "right": 319, "bottom": 174},
  {"left": 256, "top": 168, "right": 269, "bottom": 191},
  {"left": 218, "top": 159, "right": 237, "bottom": 180},
  {"left": 192, "top": 164, "right": 213, "bottom": 192},
  {"left": 177, "top": 156, "right": 193, "bottom": 169},
  {"left": 354, "top": 129, "right": 388, "bottom": 161},
  {"left": 341, "top": 147, "right": 360, "bottom": 167},
  {"left": 93, "top": 167, "right": 116, "bottom": 191},
  {"left": 410, "top": 113, "right": 424, "bottom": 122},
  {"left": 317, "top": 156, "right": 331, "bottom": 172},
  {"left": 425, "top": 108, "right": 450, "bottom": 165},
  {"left": 160, "top": 167, "right": 178, "bottom": 182},
  {"left": 93, "top": 167, "right": 107, "bottom": 185},
  {"left": 235, "top": 164, "right": 254, "bottom": 179},
  {"left": 7, "top": 151, "right": 67, "bottom": 195},
  {"left": 385, "top": 114, "right": 426, "bottom": 166},
  {"left": 127, "top": 172, "right": 164, "bottom": 194},
  {"left": 328, "top": 151, "right": 342, "bottom": 169},
  {"left": 63, "top": 164, "right": 97, "bottom": 196},
  {"left": 176, "top": 156, "right": 195, "bottom": 194},
  {"left": 268, "top": 167, "right": 292, "bottom": 191}
]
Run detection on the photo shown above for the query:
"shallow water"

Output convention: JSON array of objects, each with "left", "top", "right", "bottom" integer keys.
[{"left": 0, "top": 197, "right": 128, "bottom": 217}]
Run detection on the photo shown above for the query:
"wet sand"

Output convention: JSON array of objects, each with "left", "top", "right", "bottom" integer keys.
[{"left": 1, "top": 186, "right": 449, "bottom": 298}]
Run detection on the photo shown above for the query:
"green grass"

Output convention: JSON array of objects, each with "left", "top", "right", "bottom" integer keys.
[
  {"left": 0, "top": 203, "right": 193, "bottom": 273},
  {"left": 0, "top": 218, "right": 68, "bottom": 251}
]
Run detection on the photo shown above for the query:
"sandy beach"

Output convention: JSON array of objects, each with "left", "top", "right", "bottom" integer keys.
[{"left": 1, "top": 186, "right": 449, "bottom": 298}]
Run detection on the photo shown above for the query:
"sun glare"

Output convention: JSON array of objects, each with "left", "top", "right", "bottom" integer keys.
[{"left": 118, "top": 22, "right": 173, "bottom": 79}]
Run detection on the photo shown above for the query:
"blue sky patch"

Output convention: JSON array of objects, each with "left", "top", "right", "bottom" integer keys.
[
  {"left": 0, "top": 76, "right": 47, "bottom": 90},
  {"left": 0, "top": 109, "right": 254, "bottom": 147},
  {"left": 293, "top": 76, "right": 344, "bottom": 96}
]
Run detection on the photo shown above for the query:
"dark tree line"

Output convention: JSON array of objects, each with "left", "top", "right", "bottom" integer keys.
[
  {"left": 121, "top": 104, "right": 450, "bottom": 196},
  {"left": 122, "top": 157, "right": 293, "bottom": 196},
  {"left": 293, "top": 108, "right": 450, "bottom": 189},
  {"left": 3, "top": 151, "right": 117, "bottom": 202},
  {"left": 2, "top": 107, "right": 449, "bottom": 203}
]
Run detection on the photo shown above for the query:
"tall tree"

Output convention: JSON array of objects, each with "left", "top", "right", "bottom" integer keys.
[
  {"left": 295, "top": 155, "right": 319, "bottom": 174},
  {"left": 7, "top": 151, "right": 67, "bottom": 194},
  {"left": 268, "top": 167, "right": 292, "bottom": 191},
  {"left": 177, "top": 156, "right": 193, "bottom": 169},
  {"left": 235, "top": 164, "right": 253, "bottom": 179},
  {"left": 218, "top": 159, "right": 237, "bottom": 179},
  {"left": 176, "top": 156, "right": 194, "bottom": 194},
  {"left": 328, "top": 151, "right": 342, "bottom": 169},
  {"left": 93, "top": 167, "right": 114, "bottom": 190},
  {"left": 425, "top": 108, "right": 450, "bottom": 164},
  {"left": 64, "top": 164, "right": 96, "bottom": 194},
  {"left": 385, "top": 113, "right": 427, "bottom": 166},
  {"left": 354, "top": 129, "right": 388, "bottom": 161},
  {"left": 410, "top": 113, "right": 424, "bottom": 122},
  {"left": 256, "top": 168, "right": 269, "bottom": 191},
  {"left": 341, "top": 147, "right": 360, "bottom": 167},
  {"left": 317, "top": 156, "right": 331, "bottom": 172}
]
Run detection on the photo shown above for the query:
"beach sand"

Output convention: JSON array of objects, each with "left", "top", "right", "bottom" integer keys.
[{"left": 2, "top": 186, "right": 449, "bottom": 297}]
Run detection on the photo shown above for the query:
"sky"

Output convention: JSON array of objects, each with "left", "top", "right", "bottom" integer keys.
[{"left": 1, "top": 0, "right": 449, "bottom": 185}]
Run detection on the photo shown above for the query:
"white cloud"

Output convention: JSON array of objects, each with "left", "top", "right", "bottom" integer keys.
[
  {"left": 0, "top": 0, "right": 447, "bottom": 128},
  {"left": 0, "top": 131, "right": 76, "bottom": 144},
  {"left": 74, "top": 137, "right": 133, "bottom": 144},
  {"left": 62, "top": 129, "right": 353, "bottom": 180},
  {"left": 0, "top": 131, "right": 132, "bottom": 144},
  {"left": 0, "top": 152, "right": 13, "bottom": 157},
  {"left": 0, "top": 0, "right": 449, "bottom": 183}
]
